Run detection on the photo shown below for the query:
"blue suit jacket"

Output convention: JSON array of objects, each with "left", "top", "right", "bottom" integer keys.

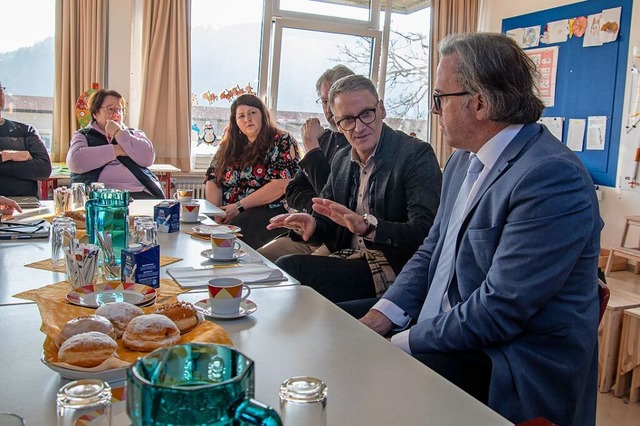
[{"left": 382, "top": 123, "right": 602, "bottom": 425}]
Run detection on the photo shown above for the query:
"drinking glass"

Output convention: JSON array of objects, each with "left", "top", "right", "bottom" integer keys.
[
  {"left": 132, "top": 216, "right": 157, "bottom": 245},
  {"left": 53, "top": 186, "right": 72, "bottom": 216},
  {"left": 127, "top": 343, "right": 282, "bottom": 426},
  {"left": 51, "top": 217, "right": 76, "bottom": 268},
  {"left": 57, "top": 379, "right": 111, "bottom": 426},
  {"left": 71, "top": 182, "right": 87, "bottom": 210},
  {"left": 279, "top": 376, "right": 327, "bottom": 426}
]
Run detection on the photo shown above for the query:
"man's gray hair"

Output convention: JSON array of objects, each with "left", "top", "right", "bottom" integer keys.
[
  {"left": 328, "top": 75, "right": 378, "bottom": 106},
  {"left": 316, "top": 65, "right": 355, "bottom": 95},
  {"left": 438, "top": 32, "right": 545, "bottom": 124}
]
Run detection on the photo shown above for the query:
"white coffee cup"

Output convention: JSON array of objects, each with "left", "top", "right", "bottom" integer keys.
[
  {"left": 174, "top": 189, "right": 193, "bottom": 204},
  {"left": 208, "top": 278, "right": 251, "bottom": 315},
  {"left": 181, "top": 202, "right": 200, "bottom": 222},
  {"left": 210, "top": 233, "right": 242, "bottom": 260}
]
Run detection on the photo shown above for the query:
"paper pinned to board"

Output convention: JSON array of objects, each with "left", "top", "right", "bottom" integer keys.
[{"left": 167, "top": 263, "right": 286, "bottom": 288}]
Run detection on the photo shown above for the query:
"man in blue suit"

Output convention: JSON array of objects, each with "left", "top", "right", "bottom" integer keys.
[{"left": 360, "top": 33, "right": 602, "bottom": 426}]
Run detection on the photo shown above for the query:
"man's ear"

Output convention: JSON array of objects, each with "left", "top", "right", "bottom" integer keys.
[
  {"left": 474, "top": 92, "right": 489, "bottom": 121},
  {"left": 378, "top": 99, "right": 387, "bottom": 120}
]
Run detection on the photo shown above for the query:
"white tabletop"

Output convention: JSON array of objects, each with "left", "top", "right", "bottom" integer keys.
[
  {"left": 0, "top": 286, "right": 510, "bottom": 425},
  {"left": 0, "top": 200, "right": 297, "bottom": 305}
]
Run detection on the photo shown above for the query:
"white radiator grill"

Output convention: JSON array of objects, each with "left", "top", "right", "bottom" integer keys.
[{"left": 174, "top": 182, "right": 207, "bottom": 199}]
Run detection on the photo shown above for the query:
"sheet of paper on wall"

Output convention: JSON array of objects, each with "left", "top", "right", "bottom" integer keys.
[
  {"left": 566, "top": 119, "right": 586, "bottom": 152},
  {"left": 525, "top": 46, "right": 559, "bottom": 107},
  {"left": 627, "top": 67, "right": 640, "bottom": 132},
  {"left": 545, "top": 19, "right": 569, "bottom": 44},
  {"left": 586, "top": 116, "right": 607, "bottom": 150},
  {"left": 599, "top": 7, "right": 621, "bottom": 44},
  {"left": 538, "top": 117, "right": 564, "bottom": 141},
  {"left": 583, "top": 14, "right": 603, "bottom": 47},
  {"left": 506, "top": 28, "right": 525, "bottom": 48}
]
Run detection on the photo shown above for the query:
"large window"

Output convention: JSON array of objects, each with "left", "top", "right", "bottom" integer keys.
[
  {"left": 190, "top": 0, "right": 431, "bottom": 168},
  {"left": 189, "top": 0, "right": 264, "bottom": 170},
  {"left": 0, "top": 0, "right": 55, "bottom": 151}
]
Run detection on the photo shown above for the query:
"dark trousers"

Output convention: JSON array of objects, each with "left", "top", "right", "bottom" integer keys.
[
  {"left": 230, "top": 205, "right": 287, "bottom": 249},
  {"left": 275, "top": 254, "right": 377, "bottom": 303},
  {"left": 413, "top": 351, "right": 492, "bottom": 404}
]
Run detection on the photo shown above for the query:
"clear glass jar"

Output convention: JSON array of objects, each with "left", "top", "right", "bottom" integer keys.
[
  {"left": 57, "top": 379, "right": 111, "bottom": 426},
  {"left": 279, "top": 376, "right": 327, "bottom": 426}
]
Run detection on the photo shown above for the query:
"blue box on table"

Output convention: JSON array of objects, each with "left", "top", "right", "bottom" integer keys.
[
  {"left": 154, "top": 201, "right": 180, "bottom": 233},
  {"left": 121, "top": 243, "right": 160, "bottom": 288}
]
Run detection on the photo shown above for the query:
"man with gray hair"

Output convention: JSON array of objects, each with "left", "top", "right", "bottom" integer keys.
[
  {"left": 258, "top": 65, "right": 354, "bottom": 260},
  {"left": 267, "top": 74, "right": 441, "bottom": 303},
  {"left": 359, "top": 33, "right": 601, "bottom": 426}
]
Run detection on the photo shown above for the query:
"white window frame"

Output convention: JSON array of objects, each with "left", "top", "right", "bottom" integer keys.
[{"left": 259, "top": 0, "right": 385, "bottom": 115}]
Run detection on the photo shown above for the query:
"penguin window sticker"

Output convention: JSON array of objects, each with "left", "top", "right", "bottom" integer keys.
[{"left": 195, "top": 121, "right": 217, "bottom": 146}]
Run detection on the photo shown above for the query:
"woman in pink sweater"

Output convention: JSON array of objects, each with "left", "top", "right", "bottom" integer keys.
[{"left": 66, "top": 89, "right": 163, "bottom": 198}]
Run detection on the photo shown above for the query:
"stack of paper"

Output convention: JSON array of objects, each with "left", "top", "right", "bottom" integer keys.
[{"left": 167, "top": 263, "right": 285, "bottom": 288}]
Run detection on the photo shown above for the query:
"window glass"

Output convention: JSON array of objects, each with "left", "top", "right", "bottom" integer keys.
[
  {"left": 275, "top": 28, "right": 372, "bottom": 144},
  {"left": 279, "top": 0, "right": 371, "bottom": 22},
  {"left": 383, "top": 6, "right": 431, "bottom": 140},
  {"left": 190, "top": 0, "right": 263, "bottom": 170},
  {"left": 0, "top": 0, "right": 55, "bottom": 151}
]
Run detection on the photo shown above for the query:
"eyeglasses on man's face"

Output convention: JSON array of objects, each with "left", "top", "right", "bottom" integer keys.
[
  {"left": 431, "top": 91, "right": 470, "bottom": 111},
  {"left": 316, "top": 98, "right": 329, "bottom": 107},
  {"left": 335, "top": 107, "right": 377, "bottom": 131},
  {"left": 101, "top": 106, "right": 124, "bottom": 115},
  {"left": 0, "top": 86, "right": 6, "bottom": 94}
]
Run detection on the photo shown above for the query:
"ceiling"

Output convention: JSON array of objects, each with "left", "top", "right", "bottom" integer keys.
[{"left": 312, "top": 0, "right": 430, "bottom": 15}]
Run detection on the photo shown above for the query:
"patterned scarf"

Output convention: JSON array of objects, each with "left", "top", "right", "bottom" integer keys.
[{"left": 329, "top": 248, "right": 396, "bottom": 296}]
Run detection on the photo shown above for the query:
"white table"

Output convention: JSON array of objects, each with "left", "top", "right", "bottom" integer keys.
[
  {"left": 0, "top": 200, "right": 297, "bottom": 305},
  {"left": 0, "top": 286, "right": 510, "bottom": 425}
]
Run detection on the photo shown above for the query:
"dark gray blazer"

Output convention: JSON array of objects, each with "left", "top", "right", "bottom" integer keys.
[{"left": 307, "top": 124, "right": 442, "bottom": 272}]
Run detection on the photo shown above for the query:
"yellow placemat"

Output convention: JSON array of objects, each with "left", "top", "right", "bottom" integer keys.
[
  {"left": 24, "top": 255, "right": 182, "bottom": 273},
  {"left": 18, "top": 277, "right": 233, "bottom": 370}
]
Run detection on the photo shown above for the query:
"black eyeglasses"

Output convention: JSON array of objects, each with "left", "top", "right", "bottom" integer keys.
[
  {"left": 336, "top": 107, "right": 377, "bottom": 131},
  {"left": 316, "top": 98, "right": 328, "bottom": 107},
  {"left": 432, "top": 91, "right": 470, "bottom": 111}
]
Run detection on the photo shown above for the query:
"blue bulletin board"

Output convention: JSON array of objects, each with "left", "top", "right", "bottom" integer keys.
[{"left": 502, "top": 0, "right": 633, "bottom": 187}]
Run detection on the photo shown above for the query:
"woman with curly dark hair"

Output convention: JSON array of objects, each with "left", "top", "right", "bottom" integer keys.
[{"left": 204, "top": 94, "right": 300, "bottom": 249}]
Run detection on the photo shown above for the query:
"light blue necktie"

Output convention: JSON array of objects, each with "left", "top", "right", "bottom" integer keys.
[{"left": 418, "top": 154, "right": 484, "bottom": 321}]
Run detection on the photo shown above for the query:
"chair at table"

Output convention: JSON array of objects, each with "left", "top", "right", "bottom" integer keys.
[{"left": 598, "top": 278, "right": 610, "bottom": 324}]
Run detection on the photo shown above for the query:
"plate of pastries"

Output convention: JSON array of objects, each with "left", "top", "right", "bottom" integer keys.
[{"left": 41, "top": 301, "right": 232, "bottom": 381}]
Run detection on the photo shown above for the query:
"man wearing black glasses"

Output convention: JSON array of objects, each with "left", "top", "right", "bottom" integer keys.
[
  {"left": 258, "top": 65, "right": 354, "bottom": 261},
  {"left": 268, "top": 74, "right": 442, "bottom": 303},
  {"left": 359, "top": 33, "right": 601, "bottom": 426},
  {"left": 0, "top": 81, "right": 52, "bottom": 198}
]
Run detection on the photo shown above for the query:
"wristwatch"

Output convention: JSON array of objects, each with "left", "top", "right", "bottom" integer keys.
[
  {"left": 236, "top": 202, "right": 245, "bottom": 212},
  {"left": 358, "top": 213, "right": 378, "bottom": 237}
]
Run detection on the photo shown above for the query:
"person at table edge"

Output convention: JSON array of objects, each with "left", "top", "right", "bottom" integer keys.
[
  {"left": 66, "top": 89, "right": 163, "bottom": 199},
  {"left": 0, "top": 80, "right": 52, "bottom": 198},
  {"left": 204, "top": 94, "right": 300, "bottom": 249},
  {"left": 267, "top": 74, "right": 441, "bottom": 303},
  {"left": 357, "top": 33, "right": 601, "bottom": 426},
  {"left": 258, "top": 64, "right": 354, "bottom": 261}
]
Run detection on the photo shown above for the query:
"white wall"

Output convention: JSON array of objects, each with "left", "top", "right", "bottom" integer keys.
[{"left": 479, "top": 0, "right": 640, "bottom": 248}]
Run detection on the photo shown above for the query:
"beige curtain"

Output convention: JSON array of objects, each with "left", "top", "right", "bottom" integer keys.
[
  {"left": 52, "top": 0, "right": 106, "bottom": 163},
  {"left": 138, "top": 0, "right": 191, "bottom": 172},
  {"left": 429, "top": 0, "right": 479, "bottom": 167}
]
